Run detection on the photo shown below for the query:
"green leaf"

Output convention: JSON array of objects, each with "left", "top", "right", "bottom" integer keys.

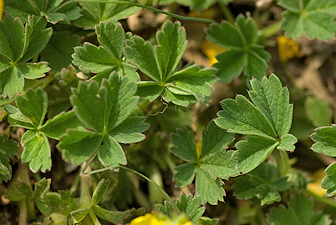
[
  {"left": 59, "top": 73, "right": 147, "bottom": 167},
  {"left": 71, "top": 208, "right": 91, "bottom": 223},
  {"left": 93, "top": 205, "right": 130, "bottom": 223},
  {"left": 73, "top": 42, "right": 117, "bottom": 73},
  {"left": 40, "top": 110, "right": 84, "bottom": 140},
  {"left": 6, "top": 179, "right": 33, "bottom": 201},
  {"left": 98, "top": 135, "right": 127, "bottom": 167},
  {"left": 4, "top": 0, "right": 81, "bottom": 24},
  {"left": 108, "top": 116, "right": 149, "bottom": 143},
  {"left": 171, "top": 121, "right": 236, "bottom": 204},
  {"left": 74, "top": 1, "right": 140, "bottom": 30},
  {"left": 233, "top": 162, "right": 289, "bottom": 205},
  {"left": 267, "top": 194, "right": 331, "bottom": 225},
  {"left": 15, "top": 88, "right": 47, "bottom": 128},
  {"left": 321, "top": 162, "right": 336, "bottom": 196},
  {"left": 249, "top": 75, "right": 293, "bottom": 136},
  {"left": 21, "top": 131, "right": 51, "bottom": 173},
  {"left": 0, "top": 15, "right": 52, "bottom": 98},
  {"left": 216, "top": 74, "right": 297, "bottom": 173},
  {"left": 279, "top": 0, "right": 336, "bottom": 40},
  {"left": 58, "top": 129, "right": 103, "bottom": 165},
  {"left": 0, "top": 135, "right": 18, "bottom": 182},
  {"left": 311, "top": 125, "right": 336, "bottom": 156},
  {"left": 125, "top": 20, "right": 216, "bottom": 106},
  {"left": 305, "top": 97, "right": 331, "bottom": 127},
  {"left": 41, "top": 31, "right": 81, "bottom": 71},
  {"left": 92, "top": 179, "right": 110, "bottom": 206},
  {"left": 72, "top": 21, "right": 127, "bottom": 74},
  {"left": 156, "top": 193, "right": 205, "bottom": 223},
  {"left": 34, "top": 178, "right": 53, "bottom": 215},
  {"left": 206, "top": 14, "right": 270, "bottom": 82}
]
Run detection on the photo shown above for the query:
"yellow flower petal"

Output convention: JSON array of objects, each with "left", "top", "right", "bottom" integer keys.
[
  {"left": 277, "top": 35, "right": 302, "bottom": 62},
  {"left": 201, "top": 40, "right": 226, "bottom": 65},
  {"left": 130, "top": 213, "right": 166, "bottom": 225}
]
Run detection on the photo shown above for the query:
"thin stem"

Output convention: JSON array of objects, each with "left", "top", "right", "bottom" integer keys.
[
  {"left": 304, "top": 189, "right": 336, "bottom": 208},
  {"left": 85, "top": 165, "right": 180, "bottom": 212},
  {"left": 81, "top": 149, "right": 99, "bottom": 175},
  {"left": 119, "top": 165, "right": 180, "bottom": 212},
  {"left": 75, "top": 0, "right": 216, "bottom": 23}
]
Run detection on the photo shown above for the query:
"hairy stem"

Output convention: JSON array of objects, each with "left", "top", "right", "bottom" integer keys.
[{"left": 273, "top": 149, "right": 290, "bottom": 177}]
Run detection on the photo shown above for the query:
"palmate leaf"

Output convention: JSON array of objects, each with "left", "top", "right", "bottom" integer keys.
[
  {"left": 0, "top": 15, "right": 52, "bottom": 98},
  {"left": 279, "top": 0, "right": 336, "bottom": 40},
  {"left": 58, "top": 73, "right": 149, "bottom": 168},
  {"left": 72, "top": 20, "right": 139, "bottom": 82},
  {"left": 233, "top": 162, "right": 289, "bottom": 205},
  {"left": 171, "top": 121, "right": 237, "bottom": 204},
  {"left": 4, "top": 0, "right": 80, "bottom": 24},
  {"left": 74, "top": 0, "right": 140, "bottom": 30},
  {"left": 311, "top": 125, "right": 336, "bottom": 196},
  {"left": 125, "top": 20, "right": 216, "bottom": 106},
  {"left": 215, "top": 74, "right": 297, "bottom": 174},
  {"left": 206, "top": 14, "right": 270, "bottom": 82},
  {"left": 267, "top": 195, "right": 331, "bottom": 225},
  {"left": 5, "top": 88, "right": 83, "bottom": 172}
]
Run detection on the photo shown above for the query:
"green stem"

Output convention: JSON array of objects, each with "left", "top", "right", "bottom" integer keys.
[
  {"left": 219, "top": 2, "right": 235, "bottom": 24},
  {"left": 119, "top": 166, "right": 179, "bottom": 212},
  {"left": 85, "top": 165, "right": 180, "bottom": 212},
  {"left": 19, "top": 199, "right": 27, "bottom": 225},
  {"left": 304, "top": 189, "right": 336, "bottom": 208},
  {"left": 80, "top": 165, "right": 92, "bottom": 209},
  {"left": 260, "top": 21, "right": 281, "bottom": 39},
  {"left": 75, "top": 0, "right": 216, "bottom": 23},
  {"left": 273, "top": 149, "right": 290, "bottom": 177}
]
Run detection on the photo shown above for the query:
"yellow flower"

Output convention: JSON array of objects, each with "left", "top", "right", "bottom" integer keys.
[
  {"left": 201, "top": 40, "right": 226, "bottom": 65},
  {"left": 130, "top": 213, "right": 166, "bottom": 225},
  {"left": 0, "top": 0, "right": 3, "bottom": 22},
  {"left": 277, "top": 35, "right": 302, "bottom": 62},
  {"left": 130, "top": 213, "right": 194, "bottom": 225}
]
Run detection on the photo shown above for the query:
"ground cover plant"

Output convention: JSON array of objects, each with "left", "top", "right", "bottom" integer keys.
[{"left": 2, "top": 0, "right": 336, "bottom": 224}]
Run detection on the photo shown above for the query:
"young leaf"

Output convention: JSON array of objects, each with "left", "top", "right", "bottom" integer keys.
[
  {"left": 0, "top": 15, "right": 52, "bottom": 98},
  {"left": 206, "top": 14, "right": 270, "bottom": 82},
  {"left": 155, "top": 193, "right": 205, "bottom": 223},
  {"left": 125, "top": 20, "right": 216, "bottom": 106},
  {"left": 267, "top": 195, "right": 331, "bottom": 225},
  {"left": 34, "top": 178, "right": 53, "bottom": 215},
  {"left": 0, "top": 135, "right": 18, "bottom": 182},
  {"left": 171, "top": 121, "right": 237, "bottom": 204},
  {"left": 321, "top": 162, "right": 336, "bottom": 196},
  {"left": 58, "top": 73, "right": 148, "bottom": 168},
  {"left": 278, "top": 0, "right": 336, "bottom": 40},
  {"left": 215, "top": 74, "right": 297, "bottom": 174},
  {"left": 233, "top": 162, "right": 289, "bottom": 205},
  {"left": 4, "top": 0, "right": 81, "bottom": 24}
]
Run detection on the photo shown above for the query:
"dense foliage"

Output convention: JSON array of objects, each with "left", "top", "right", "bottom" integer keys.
[{"left": 1, "top": 0, "right": 336, "bottom": 224}]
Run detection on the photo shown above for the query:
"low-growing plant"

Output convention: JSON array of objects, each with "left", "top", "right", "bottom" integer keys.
[{"left": 1, "top": 0, "right": 336, "bottom": 224}]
